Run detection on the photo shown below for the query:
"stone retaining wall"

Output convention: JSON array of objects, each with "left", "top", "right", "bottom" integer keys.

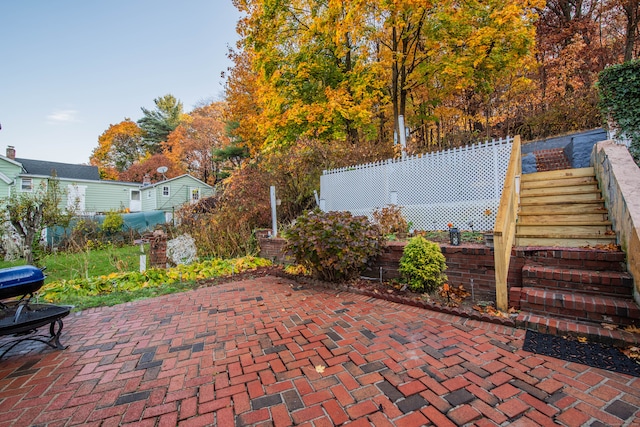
[{"left": 592, "top": 140, "right": 640, "bottom": 301}]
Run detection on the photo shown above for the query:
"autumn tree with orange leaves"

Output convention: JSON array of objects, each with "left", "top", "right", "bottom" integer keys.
[
  {"left": 90, "top": 119, "right": 145, "bottom": 180},
  {"left": 515, "top": 0, "right": 640, "bottom": 140},
  {"left": 118, "top": 153, "right": 181, "bottom": 184},
  {"left": 163, "top": 102, "right": 232, "bottom": 185}
]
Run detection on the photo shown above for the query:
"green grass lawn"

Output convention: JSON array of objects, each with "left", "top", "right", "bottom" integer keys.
[
  {"left": 53, "top": 280, "right": 203, "bottom": 310},
  {"left": 0, "top": 246, "right": 269, "bottom": 311},
  {"left": 0, "top": 244, "right": 148, "bottom": 284}
]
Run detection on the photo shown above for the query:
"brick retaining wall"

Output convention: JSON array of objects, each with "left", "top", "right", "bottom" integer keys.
[{"left": 257, "top": 235, "right": 523, "bottom": 301}]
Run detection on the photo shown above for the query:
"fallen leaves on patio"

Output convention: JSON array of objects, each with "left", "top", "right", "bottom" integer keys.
[
  {"left": 315, "top": 365, "right": 325, "bottom": 373},
  {"left": 602, "top": 323, "right": 618, "bottom": 330}
]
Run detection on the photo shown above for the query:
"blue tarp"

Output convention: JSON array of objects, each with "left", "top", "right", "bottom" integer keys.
[{"left": 47, "top": 211, "right": 167, "bottom": 246}]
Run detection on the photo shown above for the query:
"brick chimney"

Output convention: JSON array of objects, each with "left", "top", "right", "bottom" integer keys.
[
  {"left": 142, "top": 173, "right": 151, "bottom": 186},
  {"left": 6, "top": 146, "right": 15, "bottom": 160}
]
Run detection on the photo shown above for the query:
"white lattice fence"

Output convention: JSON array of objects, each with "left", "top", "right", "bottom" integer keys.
[{"left": 319, "top": 138, "right": 513, "bottom": 231}]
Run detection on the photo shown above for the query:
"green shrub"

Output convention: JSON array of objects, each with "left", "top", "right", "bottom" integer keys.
[
  {"left": 597, "top": 59, "right": 640, "bottom": 165},
  {"left": 284, "top": 209, "right": 384, "bottom": 282},
  {"left": 399, "top": 235, "right": 447, "bottom": 293},
  {"left": 101, "top": 211, "right": 124, "bottom": 235}
]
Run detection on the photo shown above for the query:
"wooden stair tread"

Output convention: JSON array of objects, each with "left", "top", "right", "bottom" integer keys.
[
  {"left": 521, "top": 167, "right": 595, "bottom": 181},
  {"left": 520, "top": 188, "right": 602, "bottom": 196},
  {"left": 516, "top": 221, "right": 612, "bottom": 226},
  {"left": 516, "top": 219, "right": 613, "bottom": 227},
  {"left": 519, "top": 198, "right": 605, "bottom": 206},
  {"left": 518, "top": 205, "right": 607, "bottom": 215},
  {"left": 516, "top": 232, "right": 615, "bottom": 239},
  {"left": 518, "top": 211, "right": 608, "bottom": 216},
  {"left": 520, "top": 188, "right": 601, "bottom": 197},
  {"left": 517, "top": 225, "right": 612, "bottom": 235},
  {"left": 521, "top": 182, "right": 598, "bottom": 190},
  {"left": 521, "top": 176, "right": 597, "bottom": 189},
  {"left": 515, "top": 239, "right": 617, "bottom": 248}
]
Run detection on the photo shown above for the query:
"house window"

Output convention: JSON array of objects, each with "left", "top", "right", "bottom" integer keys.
[
  {"left": 21, "top": 178, "right": 33, "bottom": 192},
  {"left": 67, "top": 184, "right": 87, "bottom": 212},
  {"left": 190, "top": 188, "right": 200, "bottom": 203},
  {"left": 162, "top": 186, "right": 170, "bottom": 197}
]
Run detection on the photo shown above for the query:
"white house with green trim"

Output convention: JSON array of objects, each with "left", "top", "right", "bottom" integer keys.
[{"left": 0, "top": 146, "right": 214, "bottom": 219}]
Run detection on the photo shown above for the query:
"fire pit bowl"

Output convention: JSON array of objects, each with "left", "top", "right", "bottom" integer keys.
[{"left": 0, "top": 266, "right": 71, "bottom": 358}]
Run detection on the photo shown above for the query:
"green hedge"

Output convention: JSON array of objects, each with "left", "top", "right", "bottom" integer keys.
[{"left": 597, "top": 59, "right": 640, "bottom": 164}]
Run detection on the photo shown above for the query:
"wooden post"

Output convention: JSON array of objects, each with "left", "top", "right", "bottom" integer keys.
[
  {"left": 270, "top": 186, "right": 278, "bottom": 238},
  {"left": 493, "top": 136, "right": 521, "bottom": 311},
  {"left": 139, "top": 243, "right": 146, "bottom": 273}
]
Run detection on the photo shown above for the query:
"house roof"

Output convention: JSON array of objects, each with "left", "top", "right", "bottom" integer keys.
[
  {"left": 16, "top": 158, "right": 100, "bottom": 181},
  {"left": 142, "top": 174, "right": 213, "bottom": 189}
]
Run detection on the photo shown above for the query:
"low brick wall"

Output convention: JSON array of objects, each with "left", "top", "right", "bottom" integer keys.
[
  {"left": 258, "top": 236, "right": 522, "bottom": 302},
  {"left": 360, "top": 241, "right": 522, "bottom": 301},
  {"left": 257, "top": 231, "right": 293, "bottom": 264}
]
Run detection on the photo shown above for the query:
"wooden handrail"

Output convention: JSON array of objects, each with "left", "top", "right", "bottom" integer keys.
[{"left": 493, "top": 135, "right": 521, "bottom": 311}]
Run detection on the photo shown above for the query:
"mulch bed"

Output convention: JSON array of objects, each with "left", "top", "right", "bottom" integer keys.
[{"left": 523, "top": 330, "right": 640, "bottom": 377}]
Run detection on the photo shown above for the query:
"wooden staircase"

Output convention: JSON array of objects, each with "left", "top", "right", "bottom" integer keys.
[
  {"left": 510, "top": 166, "right": 639, "bottom": 345},
  {"left": 516, "top": 167, "right": 617, "bottom": 247}
]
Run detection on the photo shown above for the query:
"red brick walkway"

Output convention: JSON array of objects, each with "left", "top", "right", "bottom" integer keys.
[{"left": 1, "top": 277, "right": 639, "bottom": 426}]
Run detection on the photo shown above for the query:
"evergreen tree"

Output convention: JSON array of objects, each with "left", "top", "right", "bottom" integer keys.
[{"left": 137, "top": 94, "right": 184, "bottom": 153}]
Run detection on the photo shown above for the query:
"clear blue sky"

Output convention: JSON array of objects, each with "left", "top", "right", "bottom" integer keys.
[{"left": 0, "top": 0, "right": 240, "bottom": 164}]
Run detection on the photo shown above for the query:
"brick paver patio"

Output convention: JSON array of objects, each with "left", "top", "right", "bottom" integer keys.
[{"left": 1, "top": 276, "right": 639, "bottom": 426}]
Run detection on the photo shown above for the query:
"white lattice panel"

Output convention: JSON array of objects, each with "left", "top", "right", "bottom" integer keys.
[{"left": 320, "top": 138, "right": 513, "bottom": 232}]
